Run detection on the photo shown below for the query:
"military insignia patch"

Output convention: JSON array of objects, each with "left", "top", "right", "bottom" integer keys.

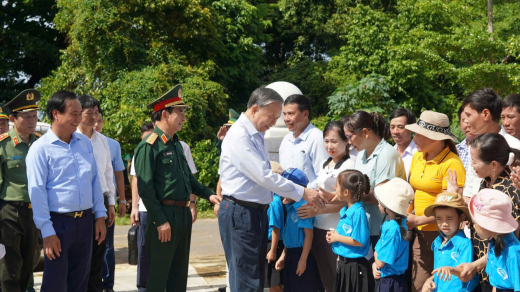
[
  {"left": 13, "top": 136, "right": 19, "bottom": 146},
  {"left": 163, "top": 152, "right": 173, "bottom": 156},
  {"left": 0, "top": 133, "right": 9, "bottom": 142},
  {"left": 146, "top": 133, "right": 158, "bottom": 145},
  {"left": 161, "top": 134, "right": 168, "bottom": 144},
  {"left": 26, "top": 93, "right": 35, "bottom": 100},
  {"left": 34, "top": 132, "right": 42, "bottom": 138},
  {"left": 9, "top": 156, "right": 22, "bottom": 161}
]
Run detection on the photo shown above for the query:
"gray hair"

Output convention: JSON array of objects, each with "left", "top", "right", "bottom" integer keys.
[{"left": 247, "top": 87, "right": 283, "bottom": 109}]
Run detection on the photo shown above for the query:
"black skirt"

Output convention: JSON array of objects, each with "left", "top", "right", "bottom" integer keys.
[
  {"left": 264, "top": 240, "right": 285, "bottom": 287},
  {"left": 334, "top": 256, "right": 374, "bottom": 292}
]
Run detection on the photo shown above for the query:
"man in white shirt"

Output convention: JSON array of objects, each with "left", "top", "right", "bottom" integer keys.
[
  {"left": 279, "top": 94, "right": 329, "bottom": 188},
  {"left": 218, "top": 87, "right": 329, "bottom": 292},
  {"left": 461, "top": 88, "right": 520, "bottom": 201},
  {"left": 76, "top": 95, "right": 116, "bottom": 292},
  {"left": 389, "top": 108, "right": 417, "bottom": 179}
]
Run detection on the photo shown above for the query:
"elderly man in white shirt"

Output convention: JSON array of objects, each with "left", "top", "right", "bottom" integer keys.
[
  {"left": 76, "top": 95, "right": 116, "bottom": 292},
  {"left": 279, "top": 94, "right": 329, "bottom": 188},
  {"left": 461, "top": 88, "right": 520, "bottom": 201},
  {"left": 389, "top": 108, "right": 418, "bottom": 179},
  {"left": 218, "top": 87, "right": 329, "bottom": 292}
]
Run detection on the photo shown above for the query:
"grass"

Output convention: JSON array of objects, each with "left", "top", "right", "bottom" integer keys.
[{"left": 114, "top": 209, "right": 216, "bottom": 226}]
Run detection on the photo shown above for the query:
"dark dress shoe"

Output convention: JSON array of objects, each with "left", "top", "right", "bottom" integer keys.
[{"left": 217, "top": 287, "right": 226, "bottom": 292}]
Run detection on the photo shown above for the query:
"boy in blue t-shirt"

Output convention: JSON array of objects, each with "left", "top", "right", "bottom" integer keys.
[
  {"left": 423, "top": 192, "right": 478, "bottom": 292},
  {"left": 265, "top": 194, "right": 285, "bottom": 291},
  {"left": 275, "top": 168, "right": 317, "bottom": 292}
]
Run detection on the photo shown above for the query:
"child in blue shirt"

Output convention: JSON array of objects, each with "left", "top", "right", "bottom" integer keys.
[
  {"left": 326, "top": 169, "right": 372, "bottom": 292},
  {"left": 265, "top": 194, "right": 285, "bottom": 292},
  {"left": 422, "top": 191, "right": 478, "bottom": 292},
  {"left": 461, "top": 189, "right": 520, "bottom": 292},
  {"left": 372, "top": 178, "right": 414, "bottom": 292},
  {"left": 274, "top": 168, "right": 317, "bottom": 292}
]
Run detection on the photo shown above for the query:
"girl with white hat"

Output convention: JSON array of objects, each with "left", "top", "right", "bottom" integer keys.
[
  {"left": 467, "top": 189, "right": 520, "bottom": 292},
  {"left": 372, "top": 178, "right": 414, "bottom": 292}
]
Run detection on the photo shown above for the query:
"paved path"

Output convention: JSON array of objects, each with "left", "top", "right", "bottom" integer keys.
[{"left": 33, "top": 218, "right": 227, "bottom": 292}]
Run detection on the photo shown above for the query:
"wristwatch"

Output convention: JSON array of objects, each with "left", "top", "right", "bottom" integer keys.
[
  {"left": 190, "top": 201, "right": 197, "bottom": 205},
  {"left": 119, "top": 200, "right": 127, "bottom": 204}
]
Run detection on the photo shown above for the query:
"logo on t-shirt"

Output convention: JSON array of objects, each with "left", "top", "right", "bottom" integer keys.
[
  {"left": 451, "top": 252, "right": 459, "bottom": 263},
  {"left": 497, "top": 268, "right": 509, "bottom": 280},
  {"left": 291, "top": 213, "right": 299, "bottom": 223},
  {"left": 342, "top": 224, "right": 352, "bottom": 235}
]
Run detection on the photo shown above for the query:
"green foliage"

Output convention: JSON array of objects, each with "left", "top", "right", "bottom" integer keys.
[
  {"left": 328, "top": 74, "right": 397, "bottom": 119},
  {"left": 191, "top": 139, "right": 220, "bottom": 211}
]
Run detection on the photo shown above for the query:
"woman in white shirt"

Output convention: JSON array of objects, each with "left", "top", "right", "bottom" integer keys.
[{"left": 297, "top": 120, "right": 355, "bottom": 292}]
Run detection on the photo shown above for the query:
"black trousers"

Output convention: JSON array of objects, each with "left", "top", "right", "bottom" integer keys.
[
  {"left": 0, "top": 201, "right": 38, "bottom": 292},
  {"left": 284, "top": 247, "right": 317, "bottom": 292},
  {"left": 87, "top": 196, "right": 109, "bottom": 292},
  {"left": 137, "top": 211, "right": 149, "bottom": 292},
  {"left": 218, "top": 200, "right": 268, "bottom": 292}
]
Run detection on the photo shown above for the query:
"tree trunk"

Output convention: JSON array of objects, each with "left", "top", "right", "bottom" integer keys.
[{"left": 488, "top": 0, "right": 494, "bottom": 35}]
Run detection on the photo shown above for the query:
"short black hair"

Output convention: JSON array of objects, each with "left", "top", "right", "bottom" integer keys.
[
  {"left": 151, "top": 107, "right": 174, "bottom": 123},
  {"left": 140, "top": 122, "right": 154, "bottom": 134},
  {"left": 503, "top": 93, "right": 520, "bottom": 114},
  {"left": 46, "top": 91, "right": 78, "bottom": 122},
  {"left": 461, "top": 88, "right": 502, "bottom": 122},
  {"left": 457, "top": 104, "right": 464, "bottom": 120},
  {"left": 77, "top": 95, "right": 100, "bottom": 111},
  {"left": 389, "top": 108, "right": 416, "bottom": 125},
  {"left": 284, "top": 94, "right": 312, "bottom": 120}
]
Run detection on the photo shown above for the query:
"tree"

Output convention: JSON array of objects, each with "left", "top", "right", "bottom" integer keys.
[{"left": 0, "top": 0, "right": 66, "bottom": 103}]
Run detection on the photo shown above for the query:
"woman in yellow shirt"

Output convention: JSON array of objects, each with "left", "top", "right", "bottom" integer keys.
[{"left": 404, "top": 111, "right": 466, "bottom": 292}]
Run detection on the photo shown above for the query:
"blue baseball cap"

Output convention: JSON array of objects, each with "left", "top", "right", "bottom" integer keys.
[{"left": 282, "top": 168, "right": 308, "bottom": 187}]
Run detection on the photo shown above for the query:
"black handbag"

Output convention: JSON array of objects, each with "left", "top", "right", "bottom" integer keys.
[{"left": 128, "top": 224, "right": 138, "bottom": 265}]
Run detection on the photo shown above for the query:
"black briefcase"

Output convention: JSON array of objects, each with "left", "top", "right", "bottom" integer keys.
[{"left": 128, "top": 224, "right": 138, "bottom": 265}]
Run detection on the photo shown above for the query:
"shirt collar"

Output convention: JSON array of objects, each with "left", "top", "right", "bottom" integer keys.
[
  {"left": 423, "top": 146, "right": 450, "bottom": 164},
  {"left": 363, "top": 139, "right": 386, "bottom": 162},
  {"left": 47, "top": 128, "right": 82, "bottom": 144},
  {"left": 322, "top": 154, "right": 351, "bottom": 170},
  {"left": 500, "top": 232, "right": 518, "bottom": 245},
  {"left": 483, "top": 167, "right": 511, "bottom": 185},
  {"left": 340, "top": 202, "right": 363, "bottom": 218},
  {"left": 394, "top": 140, "right": 416, "bottom": 156},
  {"left": 457, "top": 138, "right": 468, "bottom": 150},
  {"left": 8, "top": 127, "right": 36, "bottom": 147},
  {"left": 153, "top": 126, "right": 177, "bottom": 144},
  {"left": 291, "top": 122, "right": 314, "bottom": 142},
  {"left": 432, "top": 230, "right": 466, "bottom": 250},
  {"left": 238, "top": 113, "right": 259, "bottom": 137}
]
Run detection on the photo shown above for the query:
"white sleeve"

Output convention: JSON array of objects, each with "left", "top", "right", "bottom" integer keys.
[
  {"left": 226, "top": 135, "right": 304, "bottom": 201},
  {"left": 103, "top": 136, "right": 116, "bottom": 205},
  {"left": 308, "top": 135, "right": 329, "bottom": 189},
  {"left": 130, "top": 156, "right": 136, "bottom": 176},
  {"left": 181, "top": 142, "right": 197, "bottom": 174}
]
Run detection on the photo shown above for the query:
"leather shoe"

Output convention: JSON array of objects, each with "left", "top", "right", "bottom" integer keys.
[{"left": 217, "top": 287, "right": 226, "bottom": 292}]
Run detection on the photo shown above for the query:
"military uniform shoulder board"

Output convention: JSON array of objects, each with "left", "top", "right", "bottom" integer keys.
[
  {"left": 34, "top": 132, "right": 42, "bottom": 138},
  {"left": 146, "top": 133, "right": 158, "bottom": 145},
  {"left": 0, "top": 133, "right": 9, "bottom": 142}
]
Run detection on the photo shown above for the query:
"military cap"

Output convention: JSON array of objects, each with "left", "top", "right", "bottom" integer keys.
[
  {"left": 147, "top": 85, "right": 190, "bottom": 114},
  {"left": 224, "top": 109, "right": 239, "bottom": 126},
  {"left": 0, "top": 107, "right": 8, "bottom": 119},
  {"left": 3, "top": 89, "right": 41, "bottom": 115}
]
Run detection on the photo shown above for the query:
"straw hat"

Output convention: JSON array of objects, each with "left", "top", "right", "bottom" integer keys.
[
  {"left": 405, "top": 111, "right": 457, "bottom": 141},
  {"left": 469, "top": 188, "right": 518, "bottom": 234},
  {"left": 374, "top": 178, "right": 415, "bottom": 217},
  {"left": 424, "top": 192, "right": 471, "bottom": 221}
]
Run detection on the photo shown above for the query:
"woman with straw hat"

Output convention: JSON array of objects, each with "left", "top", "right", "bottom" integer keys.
[{"left": 404, "top": 110, "right": 467, "bottom": 292}]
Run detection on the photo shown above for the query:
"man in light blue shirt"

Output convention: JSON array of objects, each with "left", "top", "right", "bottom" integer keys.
[
  {"left": 218, "top": 87, "right": 329, "bottom": 292},
  {"left": 279, "top": 94, "right": 329, "bottom": 189},
  {"left": 26, "top": 91, "right": 107, "bottom": 292}
]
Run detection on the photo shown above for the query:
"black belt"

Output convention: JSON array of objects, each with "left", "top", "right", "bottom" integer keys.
[
  {"left": 3, "top": 200, "right": 32, "bottom": 209},
  {"left": 222, "top": 196, "right": 269, "bottom": 211},
  {"left": 51, "top": 209, "right": 91, "bottom": 218}
]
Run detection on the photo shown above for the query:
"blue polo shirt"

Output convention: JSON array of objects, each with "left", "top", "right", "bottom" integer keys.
[
  {"left": 432, "top": 230, "right": 478, "bottom": 292},
  {"left": 332, "top": 202, "right": 370, "bottom": 258},
  {"left": 374, "top": 219, "right": 409, "bottom": 277},
  {"left": 486, "top": 233, "right": 520, "bottom": 292},
  {"left": 268, "top": 194, "right": 285, "bottom": 241},
  {"left": 283, "top": 199, "right": 314, "bottom": 248}
]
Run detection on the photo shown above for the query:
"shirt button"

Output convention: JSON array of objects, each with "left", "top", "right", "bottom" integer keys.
[{"left": 170, "top": 160, "right": 172, "bottom": 163}]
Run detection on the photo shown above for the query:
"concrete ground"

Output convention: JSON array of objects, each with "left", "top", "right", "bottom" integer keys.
[{"left": 33, "top": 219, "right": 227, "bottom": 292}]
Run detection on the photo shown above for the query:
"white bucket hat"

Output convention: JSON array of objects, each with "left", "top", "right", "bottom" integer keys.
[
  {"left": 405, "top": 110, "right": 458, "bottom": 141},
  {"left": 374, "top": 178, "right": 415, "bottom": 217}
]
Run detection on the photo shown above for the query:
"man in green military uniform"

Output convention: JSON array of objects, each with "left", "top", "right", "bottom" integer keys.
[
  {"left": 0, "top": 109, "right": 9, "bottom": 134},
  {"left": 134, "top": 85, "right": 221, "bottom": 292},
  {"left": 0, "top": 89, "right": 41, "bottom": 292}
]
